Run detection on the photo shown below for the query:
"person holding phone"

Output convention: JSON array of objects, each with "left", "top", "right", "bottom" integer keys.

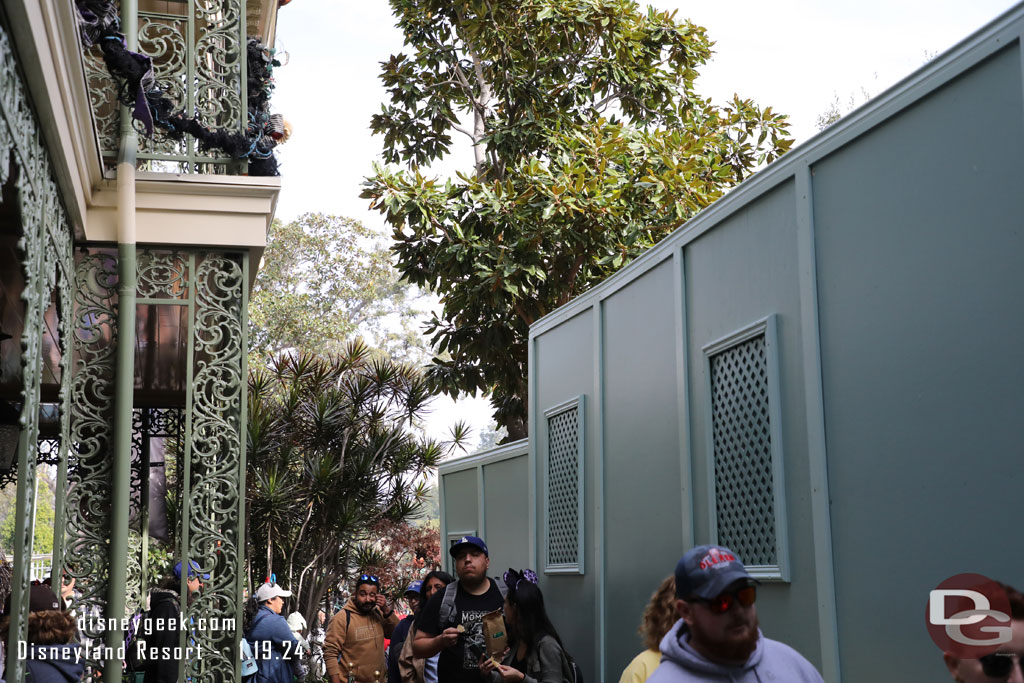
[{"left": 325, "top": 573, "right": 400, "bottom": 683}]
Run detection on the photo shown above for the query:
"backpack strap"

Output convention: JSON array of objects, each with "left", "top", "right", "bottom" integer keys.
[
  {"left": 438, "top": 577, "right": 507, "bottom": 630},
  {"left": 439, "top": 581, "right": 459, "bottom": 628}
]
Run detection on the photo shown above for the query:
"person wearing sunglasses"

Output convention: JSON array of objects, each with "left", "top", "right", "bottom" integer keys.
[
  {"left": 325, "top": 573, "right": 400, "bottom": 683},
  {"left": 943, "top": 582, "right": 1024, "bottom": 683},
  {"left": 647, "top": 545, "right": 824, "bottom": 683}
]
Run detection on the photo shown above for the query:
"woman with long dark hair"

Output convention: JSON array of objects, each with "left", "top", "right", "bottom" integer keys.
[
  {"left": 398, "top": 569, "right": 455, "bottom": 683},
  {"left": 479, "top": 569, "right": 574, "bottom": 683}
]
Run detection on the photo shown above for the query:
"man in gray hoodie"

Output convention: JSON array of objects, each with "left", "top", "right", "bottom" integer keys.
[{"left": 647, "top": 545, "right": 823, "bottom": 683}]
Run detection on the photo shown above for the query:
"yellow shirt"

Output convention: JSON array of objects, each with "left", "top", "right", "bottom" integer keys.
[{"left": 618, "top": 649, "right": 662, "bottom": 683}]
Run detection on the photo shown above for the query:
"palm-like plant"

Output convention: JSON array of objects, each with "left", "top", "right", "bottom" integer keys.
[{"left": 246, "top": 340, "right": 467, "bottom": 625}]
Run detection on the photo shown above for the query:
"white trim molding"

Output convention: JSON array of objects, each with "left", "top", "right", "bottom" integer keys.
[{"left": 438, "top": 439, "right": 529, "bottom": 475}]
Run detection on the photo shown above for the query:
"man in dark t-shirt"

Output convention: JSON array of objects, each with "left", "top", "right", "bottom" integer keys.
[{"left": 414, "top": 536, "right": 505, "bottom": 683}]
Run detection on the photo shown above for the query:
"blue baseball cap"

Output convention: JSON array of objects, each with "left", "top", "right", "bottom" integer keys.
[
  {"left": 674, "top": 545, "right": 751, "bottom": 600},
  {"left": 174, "top": 560, "right": 211, "bottom": 580},
  {"left": 405, "top": 580, "right": 423, "bottom": 595},
  {"left": 449, "top": 535, "right": 488, "bottom": 558}
]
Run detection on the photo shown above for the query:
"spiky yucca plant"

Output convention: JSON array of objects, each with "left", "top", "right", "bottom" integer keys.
[{"left": 245, "top": 340, "right": 467, "bottom": 627}]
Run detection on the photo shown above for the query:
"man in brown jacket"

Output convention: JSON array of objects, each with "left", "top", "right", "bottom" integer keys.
[{"left": 325, "top": 573, "right": 400, "bottom": 683}]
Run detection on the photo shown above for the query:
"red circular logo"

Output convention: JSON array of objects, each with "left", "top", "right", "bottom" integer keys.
[{"left": 926, "top": 573, "right": 1012, "bottom": 658}]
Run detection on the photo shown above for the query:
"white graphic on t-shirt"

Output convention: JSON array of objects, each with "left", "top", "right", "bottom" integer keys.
[{"left": 459, "top": 610, "right": 490, "bottom": 670}]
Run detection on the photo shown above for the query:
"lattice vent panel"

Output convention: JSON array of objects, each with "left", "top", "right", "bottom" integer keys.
[
  {"left": 547, "top": 406, "right": 579, "bottom": 566},
  {"left": 710, "top": 334, "right": 777, "bottom": 566}
]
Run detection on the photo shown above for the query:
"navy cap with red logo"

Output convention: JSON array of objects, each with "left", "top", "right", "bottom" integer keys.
[
  {"left": 675, "top": 544, "right": 752, "bottom": 600},
  {"left": 449, "top": 535, "right": 488, "bottom": 558}
]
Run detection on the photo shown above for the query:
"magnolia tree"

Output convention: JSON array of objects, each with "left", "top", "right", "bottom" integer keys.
[
  {"left": 363, "top": 0, "right": 793, "bottom": 439},
  {"left": 245, "top": 343, "right": 467, "bottom": 627}
]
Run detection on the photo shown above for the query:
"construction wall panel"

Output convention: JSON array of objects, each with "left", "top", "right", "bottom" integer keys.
[
  {"left": 684, "top": 179, "right": 823, "bottom": 665},
  {"left": 533, "top": 308, "right": 597, "bottom": 681},
  {"left": 812, "top": 41, "right": 1024, "bottom": 682},
  {"left": 601, "top": 258, "right": 683, "bottom": 676}
]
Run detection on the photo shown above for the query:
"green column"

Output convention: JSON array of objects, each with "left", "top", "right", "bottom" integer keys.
[{"left": 104, "top": 0, "right": 139, "bottom": 676}]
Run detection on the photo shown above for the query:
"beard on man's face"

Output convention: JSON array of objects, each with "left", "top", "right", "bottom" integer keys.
[
  {"left": 355, "top": 597, "right": 377, "bottom": 613},
  {"left": 688, "top": 611, "right": 760, "bottom": 664}
]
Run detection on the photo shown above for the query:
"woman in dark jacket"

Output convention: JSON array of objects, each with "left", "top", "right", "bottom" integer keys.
[
  {"left": 479, "top": 569, "right": 573, "bottom": 683},
  {"left": 138, "top": 560, "right": 206, "bottom": 683}
]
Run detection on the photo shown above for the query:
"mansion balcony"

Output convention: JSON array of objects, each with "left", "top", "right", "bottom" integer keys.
[{"left": 0, "top": 0, "right": 287, "bottom": 680}]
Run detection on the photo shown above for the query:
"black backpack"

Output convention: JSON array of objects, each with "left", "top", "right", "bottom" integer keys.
[{"left": 567, "top": 657, "right": 583, "bottom": 683}]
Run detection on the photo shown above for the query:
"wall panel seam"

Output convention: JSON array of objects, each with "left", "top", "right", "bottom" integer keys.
[{"left": 795, "top": 163, "right": 841, "bottom": 682}]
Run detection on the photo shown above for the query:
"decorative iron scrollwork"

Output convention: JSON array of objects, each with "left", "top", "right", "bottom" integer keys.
[
  {"left": 183, "top": 253, "right": 246, "bottom": 681},
  {"left": 137, "top": 250, "right": 189, "bottom": 299},
  {"left": 67, "top": 251, "right": 118, "bottom": 679},
  {"left": 0, "top": 21, "right": 74, "bottom": 682}
]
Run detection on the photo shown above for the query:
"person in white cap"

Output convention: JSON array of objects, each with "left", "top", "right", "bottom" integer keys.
[{"left": 246, "top": 581, "right": 301, "bottom": 683}]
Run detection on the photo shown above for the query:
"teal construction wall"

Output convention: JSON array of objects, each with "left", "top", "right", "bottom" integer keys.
[
  {"left": 532, "top": 308, "right": 599, "bottom": 681},
  {"left": 439, "top": 443, "right": 532, "bottom": 585},
  {"left": 811, "top": 40, "right": 1024, "bottom": 682},
  {"left": 439, "top": 7, "right": 1024, "bottom": 681}
]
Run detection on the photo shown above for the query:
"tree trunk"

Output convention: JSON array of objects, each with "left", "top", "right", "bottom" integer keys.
[
  {"left": 266, "top": 524, "right": 273, "bottom": 579},
  {"left": 504, "top": 416, "right": 527, "bottom": 442},
  {"left": 469, "top": 49, "right": 491, "bottom": 176}
]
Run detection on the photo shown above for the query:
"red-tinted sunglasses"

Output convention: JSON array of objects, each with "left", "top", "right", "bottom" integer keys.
[
  {"left": 689, "top": 584, "right": 757, "bottom": 614},
  {"left": 980, "top": 653, "right": 1023, "bottom": 679}
]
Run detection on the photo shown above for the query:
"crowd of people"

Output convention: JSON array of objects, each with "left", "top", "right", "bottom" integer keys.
[
  {"left": 0, "top": 543, "right": 1019, "bottom": 683},
  {"left": 247, "top": 537, "right": 1024, "bottom": 683}
]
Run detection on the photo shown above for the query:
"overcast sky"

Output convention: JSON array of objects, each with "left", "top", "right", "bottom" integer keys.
[{"left": 268, "top": 0, "right": 1020, "bottom": 447}]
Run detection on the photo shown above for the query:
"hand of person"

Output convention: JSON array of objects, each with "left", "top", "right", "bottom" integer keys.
[
  {"left": 375, "top": 593, "right": 394, "bottom": 617},
  {"left": 439, "top": 627, "right": 460, "bottom": 648},
  {"left": 493, "top": 664, "right": 525, "bottom": 683},
  {"left": 479, "top": 654, "right": 498, "bottom": 676}
]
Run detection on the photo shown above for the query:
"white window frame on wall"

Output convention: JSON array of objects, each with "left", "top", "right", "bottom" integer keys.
[
  {"left": 542, "top": 395, "right": 585, "bottom": 575},
  {"left": 445, "top": 530, "right": 477, "bottom": 573},
  {"left": 701, "top": 314, "right": 790, "bottom": 582}
]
